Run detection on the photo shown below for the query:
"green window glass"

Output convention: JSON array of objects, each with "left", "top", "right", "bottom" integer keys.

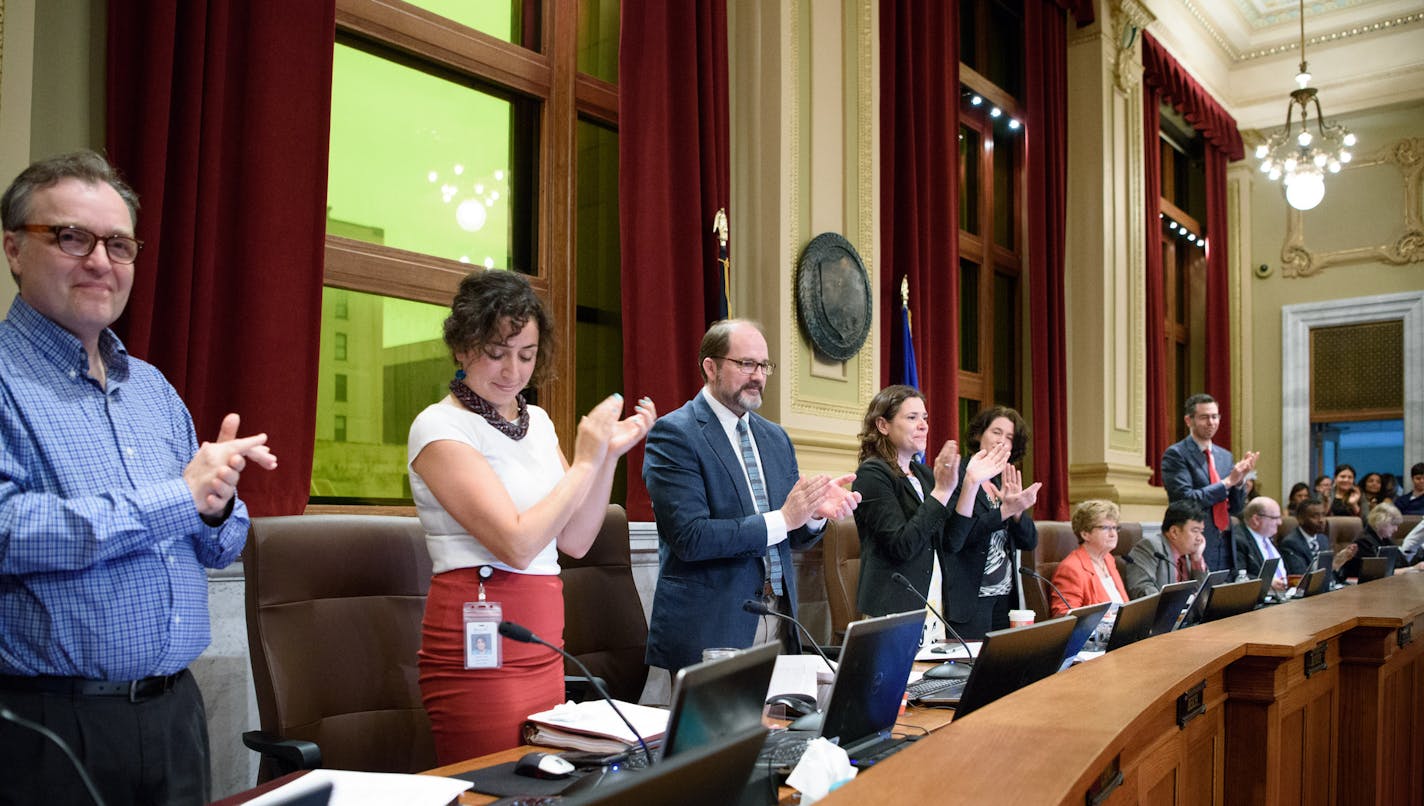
[{"left": 402, "top": 1, "right": 527, "bottom": 47}]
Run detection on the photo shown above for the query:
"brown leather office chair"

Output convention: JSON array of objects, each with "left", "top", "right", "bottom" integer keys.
[
  {"left": 560, "top": 505, "right": 649, "bottom": 703},
  {"left": 243, "top": 515, "right": 436, "bottom": 782},
  {"left": 821, "top": 516, "right": 860, "bottom": 642}
]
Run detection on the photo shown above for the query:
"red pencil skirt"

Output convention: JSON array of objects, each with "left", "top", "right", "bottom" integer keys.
[{"left": 419, "top": 567, "right": 565, "bottom": 765}]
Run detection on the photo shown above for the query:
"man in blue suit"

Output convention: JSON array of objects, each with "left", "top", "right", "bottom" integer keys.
[
  {"left": 1161, "top": 393, "right": 1258, "bottom": 573},
  {"left": 643, "top": 320, "right": 859, "bottom": 675}
]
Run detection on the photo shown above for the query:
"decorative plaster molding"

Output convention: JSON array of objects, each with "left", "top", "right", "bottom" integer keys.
[
  {"left": 1113, "top": 0, "right": 1154, "bottom": 93},
  {"left": 1176, "top": 1, "right": 1423, "bottom": 64},
  {"left": 1281, "top": 138, "right": 1424, "bottom": 277},
  {"left": 1280, "top": 291, "right": 1424, "bottom": 497}
]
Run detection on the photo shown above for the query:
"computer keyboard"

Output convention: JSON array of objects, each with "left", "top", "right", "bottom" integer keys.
[
  {"left": 758, "top": 730, "right": 813, "bottom": 770},
  {"left": 906, "top": 676, "right": 967, "bottom": 702}
]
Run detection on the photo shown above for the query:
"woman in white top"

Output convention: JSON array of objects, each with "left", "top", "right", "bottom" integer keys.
[{"left": 408, "top": 270, "right": 654, "bottom": 762}]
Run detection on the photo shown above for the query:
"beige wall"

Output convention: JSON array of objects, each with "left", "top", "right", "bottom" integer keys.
[
  {"left": 0, "top": 0, "right": 103, "bottom": 309},
  {"left": 1241, "top": 101, "right": 1424, "bottom": 497}
]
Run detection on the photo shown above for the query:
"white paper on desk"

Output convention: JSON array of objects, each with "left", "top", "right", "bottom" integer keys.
[
  {"left": 914, "top": 640, "right": 981, "bottom": 662},
  {"left": 769, "top": 653, "right": 834, "bottom": 699},
  {"left": 242, "top": 769, "right": 471, "bottom": 806}
]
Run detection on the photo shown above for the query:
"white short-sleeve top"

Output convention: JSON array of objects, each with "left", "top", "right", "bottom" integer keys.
[{"left": 408, "top": 396, "right": 565, "bottom": 575}]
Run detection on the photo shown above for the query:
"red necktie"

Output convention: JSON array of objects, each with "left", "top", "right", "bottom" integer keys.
[
  {"left": 1177, "top": 554, "right": 1191, "bottom": 583},
  {"left": 1204, "top": 449, "right": 1229, "bottom": 530}
]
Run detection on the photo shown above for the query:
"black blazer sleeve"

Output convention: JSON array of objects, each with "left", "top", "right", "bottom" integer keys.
[{"left": 852, "top": 458, "right": 948, "bottom": 565}]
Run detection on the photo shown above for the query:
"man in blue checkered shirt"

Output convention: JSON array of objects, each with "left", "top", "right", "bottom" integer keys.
[{"left": 0, "top": 152, "right": 278, "bottom": 806}]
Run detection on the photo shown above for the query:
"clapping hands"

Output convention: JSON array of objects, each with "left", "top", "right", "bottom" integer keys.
[
  {"left": 986, "top": 464, "right": 1042, "bottom": 520},
  {"left": 929, "top": 440, "right": 961, "bottom": 504}
]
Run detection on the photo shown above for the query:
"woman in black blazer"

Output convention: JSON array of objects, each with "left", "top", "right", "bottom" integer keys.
[
  {"left": 851, "top": 386, "right": 963, "bottom": 629},
  {"left": 943, "top": 405, "right": 1042, "bottom": 639}
]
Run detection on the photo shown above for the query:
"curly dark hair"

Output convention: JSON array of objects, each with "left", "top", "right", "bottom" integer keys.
[
  {"left": 443, "top": 270, "right": 555, "bottom": 386},
  {"left": 964, "top": 405, "right": 1029, "bottom": 463},
  {"left": 856, "top": 385, "right": 926, "bottom": 469}
]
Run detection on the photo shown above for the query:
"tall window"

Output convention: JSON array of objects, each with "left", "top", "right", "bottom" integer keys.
[
  {"left": 311, "top": 0, "right": 620, "bottom": 504},
  {"left": 1158, "top": 111, "right": 1207, "bottom": 443},
  {"left": 958, "top": 0, "right": 1025, "bottom": 436}
]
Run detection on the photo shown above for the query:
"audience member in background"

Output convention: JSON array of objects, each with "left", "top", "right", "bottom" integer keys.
[
  {"left": 1378, "top": 473, "right": 1399, "bottom": 504},
  {"left": 1048, "top": 500, "right": 1129, "bottom": 616},
  {"left": 943, "top": 405, "right": 1039, "bottom": 639},
  {"left": 1160, "top": 393, "right": 1257, "bottom": 573},
  {"left": 1243, "top": 474, "right": 1261, "bottom": 502},
  {"left": 1360, "top": 472, "right": 1384, "bottom": 508},
  {"left": 1230, "top": 497, "right": 1288, "bottom": 592},
  {"left": 1329, "top": 464, "right": 1363, "bottom": 517},
  {"left": 1396, "top": 463, "right": 1424, "bottom": 516},
  {"left": 1123, "top": 500, "right": 1208, "bottom": 599},
  {"left": 1341, "top": 502, "right": 1420, "bottom": 577},
  {"left": 1287, "top": 482, "right": 1311, "bottom": 514},
  {"left": 407, "top": 270, "right": 655, "bottom": 762},
  {"left": 1280, "top": 497, "right": 1355, "bottom": 583},
  {"left": 851, "top": 386, "right": 980, "bottom": 645},
  {"left": 1314, "top": 474, "right": 1333, "bottom": 503}
]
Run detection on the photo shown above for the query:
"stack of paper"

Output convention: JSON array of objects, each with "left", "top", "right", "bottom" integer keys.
[{"left": 522, "top": 699, "right": 669, "bottom": 753}]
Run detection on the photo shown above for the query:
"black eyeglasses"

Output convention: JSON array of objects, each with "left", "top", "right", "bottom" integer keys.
[
  {"left": 713, "top": 356, "right": 775, "bottom": 376},
  {"left": 18, "top": 224, "right": 144, "bottom": 264}
]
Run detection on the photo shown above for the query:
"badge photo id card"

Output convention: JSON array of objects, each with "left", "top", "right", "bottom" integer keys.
[{"left": 464, "top": 600, "right": 502, "bottom": 669}]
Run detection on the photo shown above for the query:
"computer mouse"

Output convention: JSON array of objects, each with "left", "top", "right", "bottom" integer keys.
[
  {"left": 765, "top": 692, "right": 819, "bottom": 718},
  {"left": 514, "top": 751, "right": 576, "bottom": 779},
  {"left": 922, "top": 661, "right": 971, "bottom": 680}
]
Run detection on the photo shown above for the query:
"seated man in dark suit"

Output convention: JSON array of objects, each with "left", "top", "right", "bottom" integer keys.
[
  {"left": 1279, "top": 497, "right": 1355, "bottom": 582},
  {"left": 1231, "top": 497, "right": 1287, "bottom": 593},
  {"left": 1124, "top": 500, "right": 1208, "bottom": 599}
]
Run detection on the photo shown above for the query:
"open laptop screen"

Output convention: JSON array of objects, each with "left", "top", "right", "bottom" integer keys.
[
  {"left": 662, "top": 641, "right": 780, "bottom": 760},
  {"left": 819, "top": 610, "right": 923, "bottom": 748}
]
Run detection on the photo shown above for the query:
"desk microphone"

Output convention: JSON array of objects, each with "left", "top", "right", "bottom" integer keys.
[
  {"left": 1018, "top": 566, "right": 1071, "bottom": 615},
  {"left": 497, "top": 621, "right": 654, "bottom": 766},
  {"left": 740, "top": 600, "right": 835, "bottom": 673},
  {"left": 889, "top": 573, "right": 974, "bottom": 680},
  {"left": 0, "top": 704, "right": 107, "bottom": 806}
]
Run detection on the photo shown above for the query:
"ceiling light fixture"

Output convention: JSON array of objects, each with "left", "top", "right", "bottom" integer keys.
[{"left": 1254, "top": 0, "right": 1355, "bottom": 211}]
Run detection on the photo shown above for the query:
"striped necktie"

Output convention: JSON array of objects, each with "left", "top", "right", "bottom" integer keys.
[{"left": 737, "top": 419, "right": 782, "bottom": 595}]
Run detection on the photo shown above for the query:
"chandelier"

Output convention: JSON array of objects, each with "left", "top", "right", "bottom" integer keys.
[{"left": 1254, "top": 0, "right": 1356, "bottom": 211}]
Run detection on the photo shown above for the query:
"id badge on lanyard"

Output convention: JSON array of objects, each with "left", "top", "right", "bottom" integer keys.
[{"left": 464, "top": 566, "right": 503, "bottom": 669}]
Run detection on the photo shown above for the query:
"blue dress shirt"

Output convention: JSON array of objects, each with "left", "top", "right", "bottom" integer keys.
[{"left": 0, "top": 297, "right": 249, "bottom": 680}]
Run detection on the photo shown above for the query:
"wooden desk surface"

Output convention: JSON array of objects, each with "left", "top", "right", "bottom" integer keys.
[{"left": 817, "top": 573, "right": 1424, "bottom": 805}]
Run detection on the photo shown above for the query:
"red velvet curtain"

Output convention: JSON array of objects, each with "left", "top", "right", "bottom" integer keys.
[
  {"left": 879, "top": 0, "right": 960, "bottom": 444},
  {"left": 106, "top": 0, "right": 335, "bottom": 516},
  {"left": 619, "top": 0, "right": 730, "bottom": 520},
  {"left": 1141, "top": 33, "right": 1242, "bottom": 452},
  {"left": 1023, "top": 0, "right": 1070, "bottom": 520},
  {"left": 1143, "top": 84, "right": 1168, "bottom": 485}
]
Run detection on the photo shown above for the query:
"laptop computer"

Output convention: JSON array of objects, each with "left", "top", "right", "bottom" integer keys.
[
  {"left": 1149, "top": 580, "right": 1200, "bottom": 636},
  {"left": 1255, "top": 557, "right": 1282, "bottom": 604},
  {"left": 1199, "top": 579, "right": 1261, "bottom": 623},
  {"left": 1176, "top": 570, "right": 1230, "bottom": 630},
  {"left": 912, "top": 615, "right": 1077, "bottom": 719},
  {"left": 761, "top": 610, "right": 922, "bottom": 771},
  {"left": 660, "top": 641, "right": 780, "bottom": 761},
  {"left": 1358, "top": 555, "right": 1395, "bottom": 583},
  {"left": 564, "top": 724, "right": 770, "bottom": 806},
  {"left": 1298, "top": 566, "right": 1329, "bottom": 597},
  {"left": 1104, "top": 592, "right": 1160, "bottom": 652},
  {"left": 1058, "top": 602, "right": 1111, "bottom": 670}
]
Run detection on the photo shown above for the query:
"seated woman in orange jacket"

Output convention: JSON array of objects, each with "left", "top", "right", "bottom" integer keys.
[{"left": 1049, "top": 500, "right": 1129, "bottom": 616}]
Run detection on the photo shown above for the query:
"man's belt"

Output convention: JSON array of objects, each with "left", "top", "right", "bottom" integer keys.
[{"left": 0, "top": 669, "right": 186, "bottom": 703}]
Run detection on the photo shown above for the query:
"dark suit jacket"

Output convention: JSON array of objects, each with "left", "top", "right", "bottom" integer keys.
[
  {"left": 1342, "top": 525, "right": 1393, "bottom": 580},
  {"left": 642, "top": 393, "right": 819, "bottom": 671},
  {"left": 1231, "top": 522, "right": 1279, "bottom": 578},
  {"left": 942, "top": 467, "right": 1037, "bottom": 623},
  {"left": 1278, "top": 527, "right": 1345, "bottom": 583},
  {"left": 1161, "top": 437, "right": 1244, "bottom": 573},
  {"left": 851, "top": 457, "right": 950, "bottom": 617}
]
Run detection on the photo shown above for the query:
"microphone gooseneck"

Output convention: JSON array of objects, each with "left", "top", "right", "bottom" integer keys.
[
  {"left": 889, "top": 572, "right": 975, "bottom": 675},
  {"left": 740, "top": 600, "right": 835, "bottom": 673},
  {"left": 497, "top": 620, "right": 654, "bottom": 766},
  {"left": 1018, "top": 566, "right": 1071, "bottom": 615}
]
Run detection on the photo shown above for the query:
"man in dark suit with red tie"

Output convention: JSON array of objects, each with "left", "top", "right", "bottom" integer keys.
[{"left": 1161, "top": 394, "right": 1258, "bottom": 574}]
